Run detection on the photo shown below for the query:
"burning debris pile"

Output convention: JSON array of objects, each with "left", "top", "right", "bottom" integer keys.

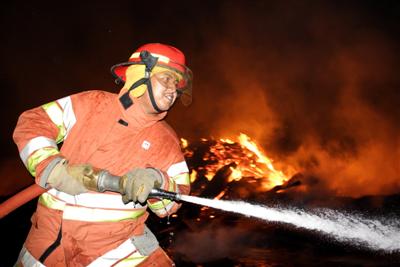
[
  {"left": 148, "top": 133, "right": 400, "bottom": 266},
  {"left": 181, "top": 133, "right": 302, "bottom": 200}
]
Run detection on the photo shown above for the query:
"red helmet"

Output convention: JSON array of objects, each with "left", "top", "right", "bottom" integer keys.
[{"left": 111, "top": 43, "right": 193, "bottom": 106}]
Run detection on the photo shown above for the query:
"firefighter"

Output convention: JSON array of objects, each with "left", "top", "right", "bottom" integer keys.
[{"left": 13, "top": 43, "right": 192, "bottom": 266}]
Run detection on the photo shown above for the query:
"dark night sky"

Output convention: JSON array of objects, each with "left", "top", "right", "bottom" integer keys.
[{"left": 1, "top": 0, "right": 400, "bottom": 196}]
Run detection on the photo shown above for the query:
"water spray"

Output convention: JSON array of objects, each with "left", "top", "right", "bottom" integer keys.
[{"left": 150, "top": 188, "right": 400, "bottom": 253}]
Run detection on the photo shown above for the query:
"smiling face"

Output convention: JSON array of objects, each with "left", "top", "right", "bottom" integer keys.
[{"left": 141, "top": 70, "right": 181, "bottom": 114}]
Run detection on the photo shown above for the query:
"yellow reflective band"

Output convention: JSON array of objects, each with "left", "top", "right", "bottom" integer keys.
[
  {"left": 147, "top": 198, "right": 172, "bottom": 210},
  {"left": 114, "top": 251, "right": 147, "bottom": 267},
  {"left": 39, "top": 193, "right": 66, "bottom": 210},
  {"left": 167, "top": 161, "right": 189, "bottom": 177},
  {"left": 172, "top": 173, "right": 190, "bottom": 185},
  {"left": 57, "top": 96, "right": 77, "bottom": 138},
  {"left": 40, "top": 192, "right": 146, "bottom": 222},
  {"left": 27, "top": 147, "right": 59, "bottom": 176},
  {"left": 148, "top": 176, "right": 179, "bottom": 210},
  {"left": 42, "top": 102, "right": 66, "bottom": 143},
  {"left": 148, "top": 178, "right": 178, "bottom": 212},
  {"left": 20, "top": 136, "right": 57, "bottom": 166},
  {"left": 168, "top": 178, "right": 176, "bottom": 191}
]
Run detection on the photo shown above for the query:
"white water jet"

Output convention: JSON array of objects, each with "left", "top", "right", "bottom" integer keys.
[{"left": 180, "top": 195, "right": 400, "bottom": 252}]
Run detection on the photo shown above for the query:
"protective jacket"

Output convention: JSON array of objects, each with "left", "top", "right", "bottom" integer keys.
[{"left": 13, "top": 90, "right": 190, "bottom": 266}]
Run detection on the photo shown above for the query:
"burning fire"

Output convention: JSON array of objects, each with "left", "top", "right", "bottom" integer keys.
[{"left": 181, "top": 133, "right": 297, "bottom": 192}]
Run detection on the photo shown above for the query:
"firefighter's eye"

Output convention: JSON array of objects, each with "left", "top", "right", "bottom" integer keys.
[
  {"left": 162, "top": 75, "right": 179, "bottom": 86},
  {"left": 161, "top": 75, "right": 170, "bottom": 82}
]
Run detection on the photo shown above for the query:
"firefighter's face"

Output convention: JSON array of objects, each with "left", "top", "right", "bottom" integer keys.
[{"left": 145, "top": 71, "right": 179, "bottom": 113}]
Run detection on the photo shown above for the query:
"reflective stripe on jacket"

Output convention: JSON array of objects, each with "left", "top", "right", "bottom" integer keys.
[{"left": 39, "top": 190, "right": 146, "bottom": 222}]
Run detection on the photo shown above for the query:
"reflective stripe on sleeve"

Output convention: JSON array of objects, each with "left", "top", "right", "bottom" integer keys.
[
  {"left": 148, "top": 162, "right": 189, "bottom": 213},
  {"left": 166, "top": 161, "right": 189, "bottom": 177},
  {"left": 147, "top": 199, "right": 172, "bottom": 211},
  {"left": 26, "top": 147, "right": 60, "bottom": 176},
  {"left": 147, "top": 179, "right": 176, "bottom": 212},
  {"left": 20, "top": 136, "right": 58, "bottom": 165},
  {"left": 57, "top": 96, "right": 76, "bottom": 138},
  {"left": 42, "top": 102, "right": 66, "bottom": 143},
  {"left": 87, "top": 239, "right": 147, "bottom": 267},
  {"left": 172, "top": 173, "right": 190, "bottom": 185},
  {"left": 41, "top": 96, "right": 76, "bottom": 143},
  {"left": 17, "top": 246, "right": 46, "bottom": 267}
]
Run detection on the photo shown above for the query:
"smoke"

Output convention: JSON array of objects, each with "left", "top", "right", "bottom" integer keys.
[
  {"left": 169, "top": 2, "right": 400, "bottom": 197},
  {"left": 283, "top": 38, "right": 400, "bottom": 197}
]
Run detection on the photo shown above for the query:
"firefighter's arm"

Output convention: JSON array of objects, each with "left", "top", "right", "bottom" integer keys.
[
  {"left": 13, "top": 96, "right": 78, "bottom": 188},
  {"left": 146, "top": 161, "right": 190, "bottom": 218}
]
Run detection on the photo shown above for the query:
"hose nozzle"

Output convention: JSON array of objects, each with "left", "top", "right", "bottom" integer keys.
[{"left": 148, "top": 188, "right": 181, "bottom": 201}]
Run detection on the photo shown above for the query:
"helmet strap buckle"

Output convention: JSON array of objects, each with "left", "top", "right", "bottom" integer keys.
[{"left": 140, "top": 50, "right": 158, "bottom": 73}]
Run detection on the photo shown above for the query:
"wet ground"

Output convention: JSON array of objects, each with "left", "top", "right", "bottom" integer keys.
[{"left": 1, "top": 192, "right": 400, "bottom": 267}]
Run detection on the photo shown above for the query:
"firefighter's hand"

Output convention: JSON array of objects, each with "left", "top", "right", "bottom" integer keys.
[
  {"left": 120, "top": 168, "right": 163, "bottom": 204},
  {"left": 46, "top": 159, "right": 91, "bottom": 195}
]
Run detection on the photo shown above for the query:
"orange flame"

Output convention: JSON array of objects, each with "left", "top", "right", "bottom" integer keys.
[
  {"left": 237, "top": 133, "right": 292, "bottom": 189},
  {"left": 183, "top": 133, "right": 297, "bottom": 191},
  {"left": 180, "top": 138, "right": 188, "bottom": 149}
]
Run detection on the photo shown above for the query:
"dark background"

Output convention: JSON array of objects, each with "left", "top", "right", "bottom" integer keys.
[
  {"left": 1, "top": 0, "right": 400, "bottom": 197},
  {"left": 1, "top": 0, "right": 400, "bottom": 266}
]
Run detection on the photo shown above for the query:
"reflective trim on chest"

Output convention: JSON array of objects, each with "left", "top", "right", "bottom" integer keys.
[{"left": 40, "top": 190, "right": 147, "bottom": 222}]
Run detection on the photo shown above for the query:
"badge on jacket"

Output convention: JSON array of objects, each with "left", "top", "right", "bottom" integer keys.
[{"left": 141, "top": 140, "right": 151, "bottom": 150}]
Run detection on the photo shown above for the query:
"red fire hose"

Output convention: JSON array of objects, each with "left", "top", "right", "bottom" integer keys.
[{"left": 0, "top": 184, "right": 46, "bottom": 219}]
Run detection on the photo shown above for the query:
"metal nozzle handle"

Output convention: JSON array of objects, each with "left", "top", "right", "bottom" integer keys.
[
  {"left": 96, "top": 172, "right": 181, "bottom": 202},
  {"left": 97, "top": 171, "right": 121, "bottom": 193}
]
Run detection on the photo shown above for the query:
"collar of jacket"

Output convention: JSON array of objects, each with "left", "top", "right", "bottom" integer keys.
[{"left": 116, "top": 90, "right": 167, "bottom": 133}]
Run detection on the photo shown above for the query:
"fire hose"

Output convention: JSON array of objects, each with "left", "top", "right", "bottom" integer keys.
[
  {"left": 0, "top": 184, "right": 46, "bottom": 219},
  {"left": 0, "top": 171, "right": 181, "bottom": 219}
]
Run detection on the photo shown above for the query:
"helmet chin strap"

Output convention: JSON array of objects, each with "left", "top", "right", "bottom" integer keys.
[
  {"left": 145, "top": 78, "right": 163, "bottom": 113},
  {"left": 119, "top": 51, "right": 163, "bottom": 113}
]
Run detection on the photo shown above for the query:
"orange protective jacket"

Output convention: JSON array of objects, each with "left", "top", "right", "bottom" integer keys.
[{"left": 13, "top": 90, "right": 190, "bottom": 266}]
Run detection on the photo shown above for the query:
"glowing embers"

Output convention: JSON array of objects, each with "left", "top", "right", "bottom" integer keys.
[{"left": 181, "top": 133, "right": 298, "bottom": 193}]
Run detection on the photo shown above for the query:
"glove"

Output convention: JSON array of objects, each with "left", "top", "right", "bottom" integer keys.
[
  {"left": 120, "top": 168, "right": 163, "bottom": 204},
  {"left": 46, "top": 159, "right": 92, "bottom": 195}
]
